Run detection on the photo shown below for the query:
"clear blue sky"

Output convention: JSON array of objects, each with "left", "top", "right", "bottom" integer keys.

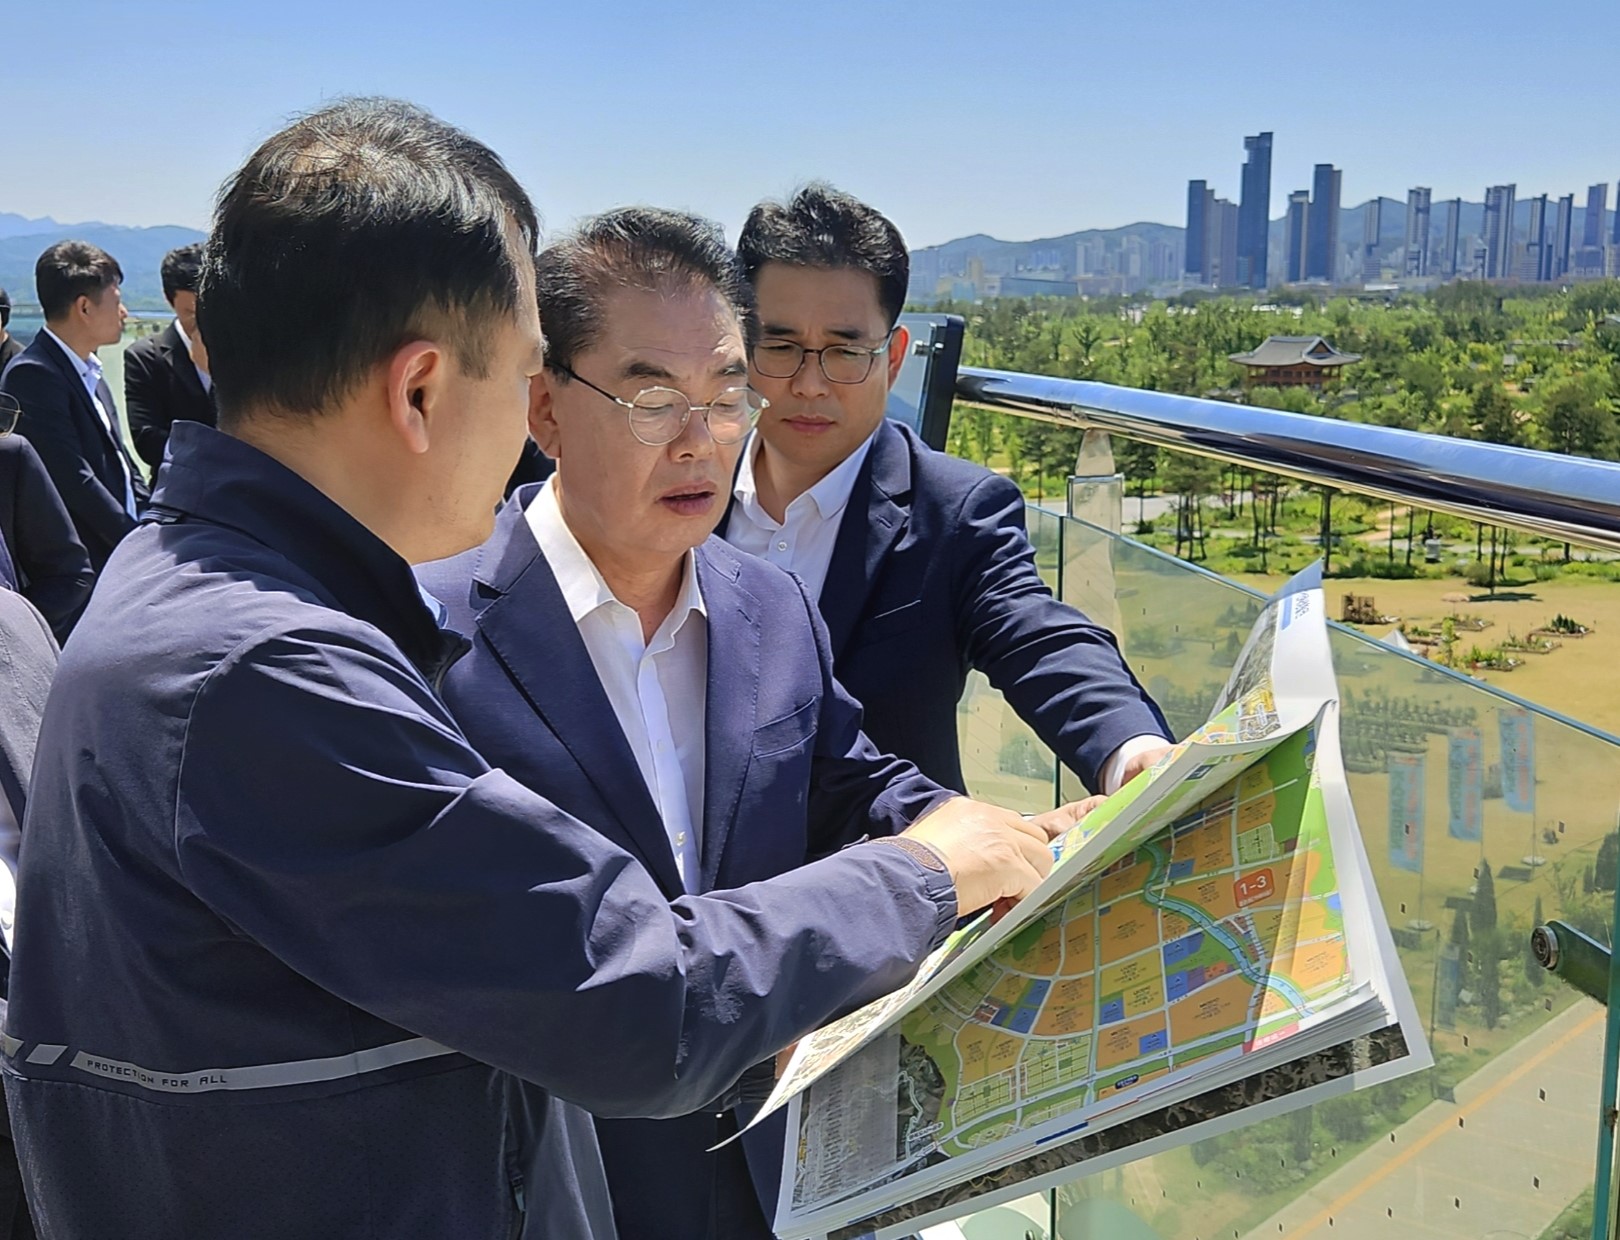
[{"left": 8, "top": 0, "right": 1618, "bottom": 249}]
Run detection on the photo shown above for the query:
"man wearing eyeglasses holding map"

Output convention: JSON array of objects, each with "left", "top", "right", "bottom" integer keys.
[
  {"left": 727, "top": 184, "right": 1174, "bottom": 804},
  {"left": 418, "top": 206, "right": 1094, "bottom": 1240}
]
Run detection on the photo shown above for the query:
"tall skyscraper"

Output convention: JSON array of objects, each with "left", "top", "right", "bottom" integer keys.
[
  {"left": 1361, "top": 198, "right": 1383, "bottom": 281},
  {"left": 1305, "top": 164, "right": 1341, "bottom": 281},
  {"left": 1403, "top": 188, "right": 1432, "bottom": 277},
  {"left": 1524, "top": 195, "right": 1549, "bottom": 281},
  {"left": 1285, "top": 190, "right": 1311, "bottom": 283},
  {"left": 1613, "top": 181, "right": 1620, "bottom": 246},
  {"left": 1442, "top": 197, "right": 1462, "bottom": 277},
  {"left": 1185, "top": 180, "right": 1209, "bottom": 281},
  {"left": 1207, "top": 197, "right": 1240, "bottom": 287},
  {"left": 1236, "top": 132, "right": 1273, "bottom": 290},
  {"left": 1584, "top": 183, "right": 1608, "bottom": 250},
  {"left": 1553, "top": 194, "right": 1575, "bottom": 279},
  {"left": 1482, "top": 185, "right": 1516, "bottom": 280}
]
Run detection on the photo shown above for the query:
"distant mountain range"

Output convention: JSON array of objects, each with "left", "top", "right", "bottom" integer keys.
[{"left": 0, "top": 214, "right": 206, "bottom": 308}]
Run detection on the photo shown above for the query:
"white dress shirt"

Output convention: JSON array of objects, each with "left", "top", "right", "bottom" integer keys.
[
  {"left": 726, "top": 428, "right": 877, "bottom": 603},
  {"left": 0, "top": 793, "right": 16, "bottom": 950},
  {"left": 43, "top": 327, "right": 137, "bottom": 517},
  {"left": 526, "top": 480, "right": 707, "bottom": 891},
  {"left": 172, "top": 318, "right": 213, "bottom": 394},
  {"left": 727, "top": 429, "right": 1161, "bottom": 795}
]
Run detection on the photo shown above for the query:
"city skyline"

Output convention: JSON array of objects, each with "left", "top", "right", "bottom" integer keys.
[{"left": 3, "top": 0, "right": 1617, "bottom": 251}]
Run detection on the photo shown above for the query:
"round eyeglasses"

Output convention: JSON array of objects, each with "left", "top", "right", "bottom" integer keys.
[
  {"left": 552, "top": 363, "right": 765, "bottom": 447},
  {"left": 750, "top": 331, "right": 895, "bottom": 385},
  {"left": 0, "top": 393, "right": 18, "bottom": 437}
]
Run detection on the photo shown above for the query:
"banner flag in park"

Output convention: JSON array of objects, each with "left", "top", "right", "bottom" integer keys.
[
  {"left": 1498, "top": 707, "right": 1536, "bottom": 814},
  {"left": 1447, "top": 728, "right": 1484, "bottom": 841},
  {"left": 1388, "top": 751, "right": 1426, "bottom": 872}
]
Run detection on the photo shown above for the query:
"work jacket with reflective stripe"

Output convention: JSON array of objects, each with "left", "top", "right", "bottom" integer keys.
[{"left": 2, "top": 422, "right": 958, "bottom": 1240}]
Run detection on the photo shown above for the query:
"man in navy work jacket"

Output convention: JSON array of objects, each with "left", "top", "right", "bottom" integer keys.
[
  {"left": 726, "top": 185, "right": 1174, "bottom": 799},
  {"left": 420, "top": 208, "right": 1099, "bottom": 1240},
  {"left": 1, "top": 100, "right": 1060, "bottom": 1240},
  {"left": 0, "top": 241, "right": 148, "bottom": 570}
]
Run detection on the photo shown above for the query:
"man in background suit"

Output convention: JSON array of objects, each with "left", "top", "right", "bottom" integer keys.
[
  {"left": 727, "top": 185, "right": 1173, "bottom": 800},
  {"left": 125, "top": 244, "right": 216, "bottom": 470},
  {"left": 0, "top": 242, "right": 147, "bottom": 568},
  {"left": 0, "top": 291, "right": 21, "bottom": 372},
  {"left": 420, "top": 207, "right": 1084, "bottom": 1240},
  {"left": 0, "top": 426, "right": 92, "bottom": 641}
]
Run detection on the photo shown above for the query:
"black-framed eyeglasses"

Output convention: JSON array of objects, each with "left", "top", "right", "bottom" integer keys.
[
  {"left": 551, "top": 363, "right": 766, "bottom": 447},
  {"left": 750, "top": 331, "right": 896, "bottom": 385},
  {"left": 0, "top": 393, "right": 18, "bottom": 437}
]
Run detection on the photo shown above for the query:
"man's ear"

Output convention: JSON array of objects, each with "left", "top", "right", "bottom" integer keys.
[
  {"left": 885, "top": 324, "right": 910, "bottom": 387},
  {"left": 529, "top": 369, "right": 563, "bottom": 458},
  {"left": 385, "top": 341, "right": 444, "bottom": 455}
]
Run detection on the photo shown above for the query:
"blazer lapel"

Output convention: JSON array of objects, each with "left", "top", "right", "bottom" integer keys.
[
  {"left": 473, "top": 502, "right": 685, "bottom": 896},
  {"left": 696, "top": 543, "right": 759, "bottom": 892},
  {"left": 164, "top": 324, "right": 209, "bottom": 405},
  {"left": 818, "top": 422, "right": 913, "bottom": 661}
]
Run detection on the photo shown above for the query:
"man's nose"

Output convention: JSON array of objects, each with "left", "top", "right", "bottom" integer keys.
[
  {"left": 789, "top": 352, "right": 833, "bottom": 400},
  {"left": 671, "top": 408, "right": 719, "bottom": 458}
]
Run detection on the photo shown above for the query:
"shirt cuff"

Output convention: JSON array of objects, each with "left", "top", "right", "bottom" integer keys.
[
  {"left": 866, "top": 837, "right": 958, "bottom": 946},
  {"left": 1098, "top": 733, "right": 1171, "bottom": 796}
]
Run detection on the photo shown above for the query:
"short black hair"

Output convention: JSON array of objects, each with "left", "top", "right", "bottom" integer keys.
[
  {"left": 736, "top": 183, "right": 909, "bottom": 329},
  {"left": 160, "top": 244, "right": 205, "bottom": 304},
  {"left": 198, "top": 96, "right": 539, "bottom": 421},
  {"left": 536, "top": 206, "right": 755, "bottom": 375},
  {"left": 36, "top": 241, "right": 123, "bottom": 321},
  {"left": 0, "top": 287, "right": 9, "bottom": 329}
]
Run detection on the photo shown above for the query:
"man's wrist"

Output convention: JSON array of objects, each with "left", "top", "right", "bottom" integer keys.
[{"left": 867, "top": 835, "right": 947, "bottom": 873}]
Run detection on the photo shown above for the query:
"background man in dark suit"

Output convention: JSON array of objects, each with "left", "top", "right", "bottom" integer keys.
[
  {"left": 0, "top": 242, "right": 148, "bottom": 568},
  {"left": 0, "top": 425, "right": 93, "bottom": 642},
  {"left": 420, "top": 207, "right": 1087, "bottom": 1240},
  {"left": 727, "top": 185, "right": 1174, "bottom": 799},
  {"left": 0, "top": 291, "right": 21, "bottom": 372},
  {"left": 125, "top": 244, "right": 216, "bottom": 470}
]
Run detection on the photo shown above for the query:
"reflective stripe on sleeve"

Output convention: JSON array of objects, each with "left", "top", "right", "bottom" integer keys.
[{"left": 7, "top": 1035, "right": 456, "bottom": 1094}]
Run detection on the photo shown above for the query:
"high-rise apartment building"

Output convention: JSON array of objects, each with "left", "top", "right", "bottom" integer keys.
[
  {"left": 1209, "top": 197, "right": 1240, "bottom": 287},
  {"left": 1482, "top": 185, "right": 1516, "bottom": 280},
  {"left": 1285, "top": 190, "right": 1310, "bottom": 283},
  {"left": 1185, "top": 180, "right": 1210, "bottom": 281},
  {"left": 1613, "top": 181, "right": 1620, "bottom": 245},
  {"left": 1236, "top": 132, "right": 1273, "bottom": 289},
  {"left": 1584, "top": 183, "right": 1608, "bottom": 250},
  {"left": 1361, "top": 198, "right": 1383, "bottom": 281},
  {"left": 1522, "top": 195, "right": 1549, "bottom": 281},
  {"left": 1553, "top": 194, "right": 1575, "bottom": 280},
  {"left": 1403, "top": 187, "right": 1432, "bottom": 277},
  {"left": 1442, "top": 198, "right": 1462, "bottom": 277},
  {"left": 1306, "top": 164, "right": 1341, "bottom": 281}
]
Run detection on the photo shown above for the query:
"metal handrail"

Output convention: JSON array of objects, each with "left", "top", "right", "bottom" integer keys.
[{"left": 957, "top": 366, "right": 1620, "bottom": 554}]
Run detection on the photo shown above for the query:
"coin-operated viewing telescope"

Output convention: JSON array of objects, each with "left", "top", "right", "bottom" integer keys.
[{"left": 1531, "top": 920, "right": 1611, "bottom": 1006}]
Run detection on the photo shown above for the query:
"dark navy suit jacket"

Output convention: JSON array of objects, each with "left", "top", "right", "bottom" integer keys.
[
  {"left": 419, "top": 488, "right": 954, "bottom": 1240},
  {"left": 0, "top": 331, "right": 148, "bottom": 568},
  {"left": 727, "top": 420, "right": 1170, "bottom": 795},
  {"left": 0, "top": 433, "right": 92, "bottom": 641},
  {"left": 123, "top": 322, "right": 217, "bottom": 470},
  {"left": 5, "top": 426, "right": 959, "bottom": 1240}
]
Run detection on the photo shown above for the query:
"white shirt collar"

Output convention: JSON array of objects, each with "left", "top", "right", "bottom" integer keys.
[
  {"left": 525, "top": 478, "right": 706, "bottom": 632},
  {"left": 172, "top": 317, "right": 193, "bottom": 351},
  {"left": 42, "top": 327, "right": 97, "bottom": 382},
  {"left": 733, "top": 425, "right": 879, "bottom": 525}
]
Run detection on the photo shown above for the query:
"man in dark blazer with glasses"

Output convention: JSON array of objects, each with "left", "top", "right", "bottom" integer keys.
[{"left": 727, "top": 184, "right": 1174, "bottom": 802}]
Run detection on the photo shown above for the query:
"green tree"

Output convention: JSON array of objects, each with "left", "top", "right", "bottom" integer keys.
[
  {"left": 1536, "top": 372, "right": 1618, "bottom": 460},
  {"left": 1119, "top": 440, "right": 1160, "bottom": 526},
  {"left": 1470, "top": 384, "right": 1523, "bottom": 447},
  {"left": 1478, "top": 933, "right": 1504, "bottom": 1029},
  {"left": 1450, "top": 908, "right": 1472, "bottom": 990}
]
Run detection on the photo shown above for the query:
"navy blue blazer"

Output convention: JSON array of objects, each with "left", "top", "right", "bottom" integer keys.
[
  {"left": 419, "top": 489, "right": 954, "bottom": 1240},
  {"left": 0, "top": 433, "right": 92, "bottom": 641},
  {"left": 5, "top": 426, "right": 959, "bottom": 1240},
  {"left": 123, "top": 322, "right": 217, "bottom": 470},
  {"left": 0, "top": 331, "right": 147, "bottom": 568},
  {"left": 727, "top": 420, "right": 1170, "bottom": 795}
]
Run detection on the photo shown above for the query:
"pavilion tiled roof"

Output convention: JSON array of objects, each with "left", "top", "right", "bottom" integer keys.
[{"left": 1228, "top": 335, "right": 1362, "bottom": 367}]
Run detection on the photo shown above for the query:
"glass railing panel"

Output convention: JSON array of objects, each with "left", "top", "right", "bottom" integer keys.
[
  {"left": 947, "top": 517, "right": 1617, "bottom": 1240},
  {"left": 958, "top": 505, "right": 1066, "bottom": 816}
]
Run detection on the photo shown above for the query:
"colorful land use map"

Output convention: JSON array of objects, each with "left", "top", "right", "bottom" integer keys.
[{"left": 770, "top": 568, "right": 1427, "bottom": 1239}]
